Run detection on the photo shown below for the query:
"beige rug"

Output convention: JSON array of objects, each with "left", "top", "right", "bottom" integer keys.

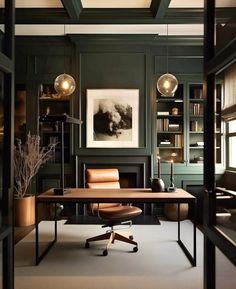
[{"left": 15, "top": 220, "right": 204, "bottom": 289}]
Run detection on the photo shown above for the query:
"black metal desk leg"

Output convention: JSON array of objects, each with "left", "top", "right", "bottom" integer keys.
[
  {"left": 35, "top": 201, "right": 57, "bottom": 265},
  {"left": 193, "top": 199, "right": 197, "bottom": 264},
  {"left": 177, "top": 201, "right": 197, "bottom": 267},
  {"left": 178, "top": 203, "right": 180, "bottom": 241}
]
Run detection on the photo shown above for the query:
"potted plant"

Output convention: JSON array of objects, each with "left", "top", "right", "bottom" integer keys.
[{"left": 14, "top": 132, "right": 56, "bottom": 226}]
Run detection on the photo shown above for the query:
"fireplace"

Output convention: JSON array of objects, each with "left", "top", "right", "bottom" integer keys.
[
  {"left": 75, "top": 155, "right": 152, "bottom": 188},
  {"left": 75, "top": 155, "right": 152, "bottom": 215}
]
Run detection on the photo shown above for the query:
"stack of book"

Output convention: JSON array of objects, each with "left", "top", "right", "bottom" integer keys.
[
  {"left": 159, "top": 140, "right": 172, "bottom": 147},
  {"left": 157, "top": 111, "right": 169, "bottom": 116},
  {"left": 168, "top": 124, "right": 180, "bottom": 131}
]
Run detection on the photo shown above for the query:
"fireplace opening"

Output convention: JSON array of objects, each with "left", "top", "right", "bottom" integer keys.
[{"left": 119, "top": 172, "right": 137, "bottom": 188}]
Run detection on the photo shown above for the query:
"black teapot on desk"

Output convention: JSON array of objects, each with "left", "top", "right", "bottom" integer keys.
[{"left": 150, "top": 177, "right": 165, "bottom": 192}]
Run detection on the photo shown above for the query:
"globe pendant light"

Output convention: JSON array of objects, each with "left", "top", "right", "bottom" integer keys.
[
  {"left": 157, "top": 25, "right": 178, "bottom": 97},
  {"left": 54, "top": 73, "right": 75, "bottom": 97},
  {"left": 54, "top": 25, "right": 76, "bottom": 97}
]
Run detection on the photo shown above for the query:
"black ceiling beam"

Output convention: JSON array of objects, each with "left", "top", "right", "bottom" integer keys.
[
  {"left": 79, "top": 8, "right": 153, "bottom": 23},
  {"left": 150, "top": 0, "right": 171, "bottom": 19},
  {"left": 0, "top": 8, "right": 204, "bottom": 24},
  {"left": 61, "top": 0, "right": 82, "bottom": 20}
]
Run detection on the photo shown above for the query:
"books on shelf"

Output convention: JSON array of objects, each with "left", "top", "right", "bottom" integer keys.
[
  {"left": 168, "top": 124, "right": 180, "bottom": 131},
  {"left": 190, "top": 103, "right": 203, "bottom": 115},
  {"left": 190, "top": 142, "right": 204, "bottom": 147},
  {"left": 160, "top": 141, "right": 171, "bottom": 145},
  {"left": 197, "top": 141, "right": 204, "bottom": 146},
  {"left": 159, "top": 140, "right": 172, "bottom": 147},
  {"left": 174, "top": 135, "right": 182, "bottom": 147},
  {"left": 157, "top": 111, "right": 169, "bottom": 116},
  {"left": 193, "top": 88, "right": 203, "bottom": 99},
  {"left": 156, "top": 118, "right": 169, "bottom": 131}
]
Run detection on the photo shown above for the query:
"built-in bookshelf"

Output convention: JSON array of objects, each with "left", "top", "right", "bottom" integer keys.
[
  {"left": 156, "top": 84, "right": 184, "bottom": 163},
  {"left": 188, "top": 84, "right": 204, "bottom": 164},
  {"left": 38, "top": 84, "right": 70, "bottom": 164}
]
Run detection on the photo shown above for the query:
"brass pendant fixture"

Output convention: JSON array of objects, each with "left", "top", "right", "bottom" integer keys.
[
  {"left": 54, "top": 25, "right": 76, "bottom": 97},
  {"left": 54, "top": 73, "right": 75, "bottom": 97},
  {"left": 157, "top": 25, "right": 178, "bottom": 97}
]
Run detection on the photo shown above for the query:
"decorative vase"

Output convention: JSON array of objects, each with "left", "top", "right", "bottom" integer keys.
[
  {"left": 150, "top": 178, "right": 165, "bottom": 192},
  {"left": 14, "top": 195, "right": 35, "bottom": 227}
]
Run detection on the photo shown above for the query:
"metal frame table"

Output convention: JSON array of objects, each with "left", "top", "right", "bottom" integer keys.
[{"left": 35, "top": 188, "right": 197, "bottom": 266}]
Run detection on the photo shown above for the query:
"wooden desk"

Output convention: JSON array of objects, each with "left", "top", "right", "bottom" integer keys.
[{"left": 36, "top": 188, "right": 196, "bottom": 266}]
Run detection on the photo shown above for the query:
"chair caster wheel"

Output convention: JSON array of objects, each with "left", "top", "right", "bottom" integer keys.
[
  {"left": 103, "top": 250, "right": 108, "bottom": 256},
  {"left": 85, "top": 242, "right": 90, "bottom": 248},
  {"left": 129, "top": 235, "right": 133, "bottom": 240},
  {"left": 133, "top": 246, "right": 138, "bottom": 253}
]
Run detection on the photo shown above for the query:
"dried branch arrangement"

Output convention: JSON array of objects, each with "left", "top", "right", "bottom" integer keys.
[{"left": 14, "top": 132, "right": 56, "bottom": 198}]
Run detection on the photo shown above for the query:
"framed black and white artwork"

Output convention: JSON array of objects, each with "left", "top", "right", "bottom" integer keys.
[{"left": 86, "top": 89, "right": 139, "bottom": 148}]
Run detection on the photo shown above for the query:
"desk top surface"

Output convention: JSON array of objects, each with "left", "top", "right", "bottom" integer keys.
[{"left": 37, "top": 188, "right": 195, "bottom": 203}]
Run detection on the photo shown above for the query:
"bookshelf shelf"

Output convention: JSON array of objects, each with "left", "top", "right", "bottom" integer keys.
[{"left": 156, "top": 83, "right": 184, "bottom": 163}]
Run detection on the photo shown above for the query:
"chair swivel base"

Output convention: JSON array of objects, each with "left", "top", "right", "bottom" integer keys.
[{"left": 85, "top": 231, "right": 138, "bottom": 256}]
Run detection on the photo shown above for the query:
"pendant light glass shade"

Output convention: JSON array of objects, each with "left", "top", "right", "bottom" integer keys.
[
  {"left": 156, "top": 73, "right": 178, "bottom": 97},
  {"left": 54, "top": 73, "right": 76, "bottom": 97}
]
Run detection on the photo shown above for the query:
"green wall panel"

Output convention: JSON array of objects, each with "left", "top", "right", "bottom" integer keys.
[
  {"left": 154, "top": 56, "right": 203, "bottom": 74},
  {"left": 79, "top": 51, "right": 149, "bottom": 150}
]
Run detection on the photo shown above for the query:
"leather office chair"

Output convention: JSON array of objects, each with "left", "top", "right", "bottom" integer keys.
[{"left": 85, "top": 168, "right": 142, "bottom": 256}]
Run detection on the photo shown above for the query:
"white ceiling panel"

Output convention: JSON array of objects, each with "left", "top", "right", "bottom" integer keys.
[
  {"left": 216, "top": 0, "right": 236, "bottom": 7},
  {"left": 0, "top": 0, "right": 63, "bottom": 8},
  {"left": 14, "top": 24, "right": 203, "bottom": 36},
  {"left": 81, "top": 0, "right": 151, "bottom": 8},
  {"left": 169, "top": 0, "right": 203, "bottom": 8}
]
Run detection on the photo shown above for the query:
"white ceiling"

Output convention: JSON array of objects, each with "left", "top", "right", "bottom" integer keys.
[
  {"left": 81, "top": 0, "right": 152, "bottom": 8},
  {"left": 0, "top": 0, "right": 220, "bottom": 36},
  {"left": 0, "top": 0, "right": 63, "bottom": 8},
  {"left": 0, "top": 0, "right": 235, "bottom": 9},
  {"left": 0, "top": 0, "right": 203, "bottom": 9},
  {"left": 14, "top": 24, "right": 203, "bottom": 36}
]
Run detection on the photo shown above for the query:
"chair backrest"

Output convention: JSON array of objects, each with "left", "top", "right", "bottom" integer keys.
[
  {"left": 86, "top": 168, "right": 120, "bottom": 214},
  {"left": 86, "top": 168, "right": 120, "bottom": 189}
]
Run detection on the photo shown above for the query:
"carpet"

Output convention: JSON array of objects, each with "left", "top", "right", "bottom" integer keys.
[{"left": 15, "top": 220, "right": 203, "bottom": 289}]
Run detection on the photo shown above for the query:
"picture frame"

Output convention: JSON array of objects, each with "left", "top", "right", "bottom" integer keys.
[{"left": 86, "top": 89, "right": 139, "bottom": 148}]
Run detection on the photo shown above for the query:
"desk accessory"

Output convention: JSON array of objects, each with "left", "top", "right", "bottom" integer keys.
[
  {"left": 150, "top": 157, "right": 165, "bottom": 192},
  {"left": 166, "top": 159, "right": 176, "bottom": 192}
]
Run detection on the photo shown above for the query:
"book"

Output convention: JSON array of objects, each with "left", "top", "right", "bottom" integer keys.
[
  {"left": 157, "top": 111, "right": 169, "bottom": 116},
  {"left": 174, "top": 135, "right": 182, "bottom": 147},
  {"left": 168, "top": 124, "right": 180, "bottom": 131},
  {"left": 160, "top": 141, "right": 171, "bottom": 144}
]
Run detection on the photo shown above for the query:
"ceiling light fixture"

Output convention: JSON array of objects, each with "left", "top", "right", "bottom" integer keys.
[
  {"left": 156, "top": 24, "right": 178, "bottom": 97},
  {"left": 54, "top": 25, "right": 76, "bottom": 97}
]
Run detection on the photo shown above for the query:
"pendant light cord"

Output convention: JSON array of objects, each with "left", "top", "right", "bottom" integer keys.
[
  {"left": 64, "top": 24, "right": 66, "bottom": 74},
  {"left": 166, "top": 24, "right": 169, "bottom": 73}
]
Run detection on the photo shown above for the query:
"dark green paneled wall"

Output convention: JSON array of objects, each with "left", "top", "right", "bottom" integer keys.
[
  {"left": 15, "top": 34, "right": 208, "bottom": 220},
  {"left": 15, "top": 34, "right": 204, "bottom": 177},
  {"left": 80, "top": 51, "right": 148, "bottom": 149}
]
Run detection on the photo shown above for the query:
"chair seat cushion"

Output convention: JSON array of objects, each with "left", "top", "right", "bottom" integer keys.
[
  {"left": 89, "top": 203, "right": 121, "bottom": 214},
  {"left": 98, "top": 205, "right": 142, "bottom": 221}
]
